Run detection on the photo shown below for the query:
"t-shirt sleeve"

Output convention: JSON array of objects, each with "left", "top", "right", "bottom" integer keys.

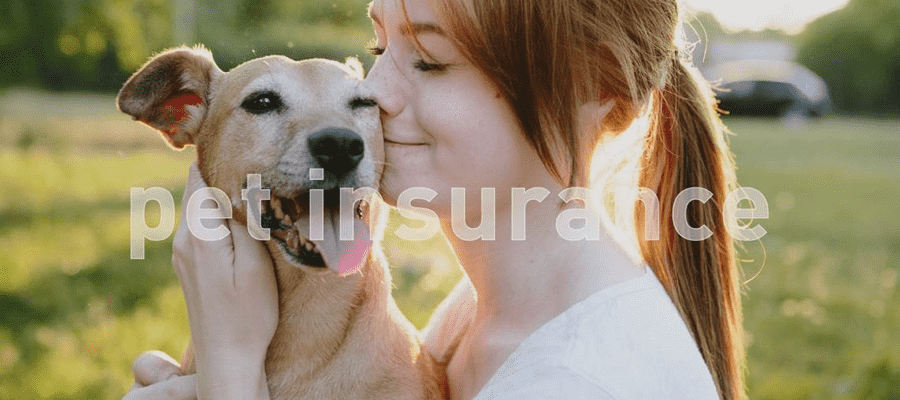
[{"left": 476, "top": 366, "right": 616, "bottom": 400}]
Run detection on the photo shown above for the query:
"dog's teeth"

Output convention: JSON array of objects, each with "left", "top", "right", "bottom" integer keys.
[
  {"left": 302, "top": 238, "right": 316, "bottom": 252},
  {"left": 355, "top": 200, "right": 369, "bottom": 219},
  {"left": 286, "top": 230, "right": 299, "bottom": 251},
  {"left": 272, "top": 198, "right": 285, "bottom": 220}
]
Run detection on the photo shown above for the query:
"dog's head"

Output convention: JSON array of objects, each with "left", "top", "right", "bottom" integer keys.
[{"left": 117, "top": 46, "right": 383, "bottom": 275}]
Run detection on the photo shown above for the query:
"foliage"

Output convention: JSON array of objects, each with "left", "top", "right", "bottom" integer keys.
[
  {"left": 0, "top": 0, "right": 375, "bottom": 92},
  {"left": 797, "top": 0, "right": 900, "bottom": 115}
]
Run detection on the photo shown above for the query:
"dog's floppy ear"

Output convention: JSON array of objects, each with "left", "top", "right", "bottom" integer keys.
[{"left": 117, "top": 46, "right": 222, "bottom": 149}]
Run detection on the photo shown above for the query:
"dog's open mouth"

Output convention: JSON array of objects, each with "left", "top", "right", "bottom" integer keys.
[{"left": 261, "top": 188, "right": 370, "bottom": 273}]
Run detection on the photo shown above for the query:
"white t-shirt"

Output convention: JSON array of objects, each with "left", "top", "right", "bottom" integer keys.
[{"left": 422, "top": 267, "right": 720, "bottom": 400}]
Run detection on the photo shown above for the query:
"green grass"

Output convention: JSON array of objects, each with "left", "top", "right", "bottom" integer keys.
[
  {"left": 724, "top": 117, "right": 900, "bottom": 399},
  {"left": 0, "top": 89, "right": 898, "bottom": 399}
]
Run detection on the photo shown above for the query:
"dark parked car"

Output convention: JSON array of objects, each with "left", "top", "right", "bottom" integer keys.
[{"left": 705, "top": 60, "right": 832, "bottom": 118}]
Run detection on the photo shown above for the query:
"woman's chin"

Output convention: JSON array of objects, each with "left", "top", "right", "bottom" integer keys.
[{"left": 377, "top": 177, "right": 451, "bottom": 216}]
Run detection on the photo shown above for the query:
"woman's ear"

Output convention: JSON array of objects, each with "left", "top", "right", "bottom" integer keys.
[
  {"left": 117, "top": 46, "right": 223, "bottom": 149},
  {"left": 577, "top": 99, "right": 616, "bottom": 137}
]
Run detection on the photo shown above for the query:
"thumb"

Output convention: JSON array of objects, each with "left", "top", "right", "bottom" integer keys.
[
  {"left": 133, "top": 350, "right": 182, "bottom": 387},
  {"left": 124, "top": 375, "right": 197, "bottom": 400}
]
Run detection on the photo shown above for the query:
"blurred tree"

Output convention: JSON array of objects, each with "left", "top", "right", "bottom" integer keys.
[
  {"left": 0, "top": 0, "right": 64, "bottom": 88},
  {"left": 102, "top": 0, "right": 174, "bottom": 70},
  {"left": 0, "top": 0, "right": 172, "bottom": 90},
  {"left": 276, "top": 0, "right": 372, "bottom": 26},
  {"left": 236, "top": 0, "right": 275, "bottom": 29},
  {"left": 798, "top": 0, "right": 900, "bottom": 114},
  {"left": 172, "top": 0, "right": 198, "bottom": 47},
  {"left": 856, "top": 357, "right": 900, "bottom": 399},
  {"left": 0, "top": 0, "right": 376, "bottom": 92}
]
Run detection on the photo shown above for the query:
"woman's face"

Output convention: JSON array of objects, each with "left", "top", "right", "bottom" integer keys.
[{"left": 365, "top": 0, "right": 553, "bottom": 217}]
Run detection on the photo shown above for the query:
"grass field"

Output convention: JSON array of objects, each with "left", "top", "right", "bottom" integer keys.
[{"left": 1, "top": 89, "right": 898, "bottom": 399}]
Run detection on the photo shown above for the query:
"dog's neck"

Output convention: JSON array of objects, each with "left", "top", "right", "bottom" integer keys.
[{"left": 262, "top": 244, "right": 416, "bottom": 396}]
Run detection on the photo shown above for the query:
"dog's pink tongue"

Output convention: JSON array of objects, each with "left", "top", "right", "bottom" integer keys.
[{"left": 316, "top": 210, "right": 372, "bottom": 277}]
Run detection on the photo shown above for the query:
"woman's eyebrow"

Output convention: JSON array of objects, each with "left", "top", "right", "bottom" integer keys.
[{"left": 400, "top": 22, "right": 445, "bottom": 37}]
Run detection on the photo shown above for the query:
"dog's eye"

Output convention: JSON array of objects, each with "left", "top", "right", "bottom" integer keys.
[{"left": 241, "top": 91, "right": 285, "bottom": 115}]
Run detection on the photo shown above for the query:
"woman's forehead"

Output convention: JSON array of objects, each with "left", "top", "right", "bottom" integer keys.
[{"left": 369, "top": 0, "right": 441, "bottom": 27}]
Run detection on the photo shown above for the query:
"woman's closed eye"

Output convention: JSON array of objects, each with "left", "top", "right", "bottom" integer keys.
[
  {"left": 366, "top": 43, "right": 450, "bottom": 74},
  {"left": 412, "top": 58, "right": 449, "bottom": 73}
]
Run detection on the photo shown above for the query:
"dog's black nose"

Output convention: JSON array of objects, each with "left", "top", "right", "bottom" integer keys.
[{"left": 307, "top": 128, "right": 365, "bottom": 177}]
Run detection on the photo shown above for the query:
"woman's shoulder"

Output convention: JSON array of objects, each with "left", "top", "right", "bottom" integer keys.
[
  {"left": 561, "top": 268, "right": 720, "bottom": 398},
  {"left": 419, "top": 275, "right": 477, "bottom": 364},
  {"left": 477, "top": 268, "right": 720, "bottom": 400}
]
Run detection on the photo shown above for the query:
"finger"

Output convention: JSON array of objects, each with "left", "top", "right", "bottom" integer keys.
[
  {"left": 178, "top": 163, "right": 232, "bottom": 244},
  {"left": 180, "top": 162, "right": 208, "bottom": 218},
  {"left": 174, "top": 163, "right": 209, "bottom": 255},
  {"left": 123, "top": 375, "right": 197, "bottom": 400},
  {"left": 230, "top": 218, "right": 271, "bottom": 265},
  {"left": 185, "top": 163, "right": 208, "bottom": 203},
  {"left": 133, "top": 350, "right": 182, "bottom": 387},
  {"left": 181, "top": 192, "right": 236, "bottom": 270},
  {"left": 229, "top": 218, "right": 274, "bottom": 286},
  {"left": 176, "top": 164, "right": 236, "bottom": 259}
]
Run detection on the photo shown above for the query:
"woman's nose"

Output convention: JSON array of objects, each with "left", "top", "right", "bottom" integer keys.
[{"left": 365, "top": 54, "right": 407, "bottom": 118}]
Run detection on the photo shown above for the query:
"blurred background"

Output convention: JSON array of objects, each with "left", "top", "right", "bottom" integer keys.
[{"left": 0, "top": 0, "right": 898, "bottom": 398}]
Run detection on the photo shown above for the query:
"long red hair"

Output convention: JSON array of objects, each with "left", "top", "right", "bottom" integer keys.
[{"left": 407, "top": 0, "right": 746, "bottom": 398}]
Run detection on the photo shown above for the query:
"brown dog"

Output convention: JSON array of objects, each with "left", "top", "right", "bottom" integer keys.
[{"left": 117, "top": 46, "right": 447, "bottom": 399}]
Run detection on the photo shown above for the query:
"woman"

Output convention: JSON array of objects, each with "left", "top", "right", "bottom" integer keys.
[{"left": 125, "top": 0, "right": 745, "bottom": 399}]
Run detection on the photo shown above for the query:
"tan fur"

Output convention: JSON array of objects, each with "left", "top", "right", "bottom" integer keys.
[{"left": 118, "top": 46, "right": 447, "bottom": 399}]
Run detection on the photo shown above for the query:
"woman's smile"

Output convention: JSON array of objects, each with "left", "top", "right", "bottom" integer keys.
[{"left": 384, "top": 137, "right": 428, "bottom": 146}]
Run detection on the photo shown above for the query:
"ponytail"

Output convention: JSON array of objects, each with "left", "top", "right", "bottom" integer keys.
[{"left": 637, "top": 56, "right": 745, "bottom": 400}]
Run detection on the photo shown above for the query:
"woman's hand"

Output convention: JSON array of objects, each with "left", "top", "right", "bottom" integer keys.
[
  {"left": 123, "top": 163, "right": 277, "bottom": 400},
  {"left": 173, "top": 163, "right": 277, "bottom": 399}
]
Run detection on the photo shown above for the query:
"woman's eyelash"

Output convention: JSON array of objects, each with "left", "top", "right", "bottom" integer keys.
[
  {"left": 365, "top": 41, "right": 449, "bottom": 73},
  {"left": 366, "top": 46, "right": 385, "bottom": 56},
  {"left": 413, "top": 59, "right": 449, "bottom": 73}
]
